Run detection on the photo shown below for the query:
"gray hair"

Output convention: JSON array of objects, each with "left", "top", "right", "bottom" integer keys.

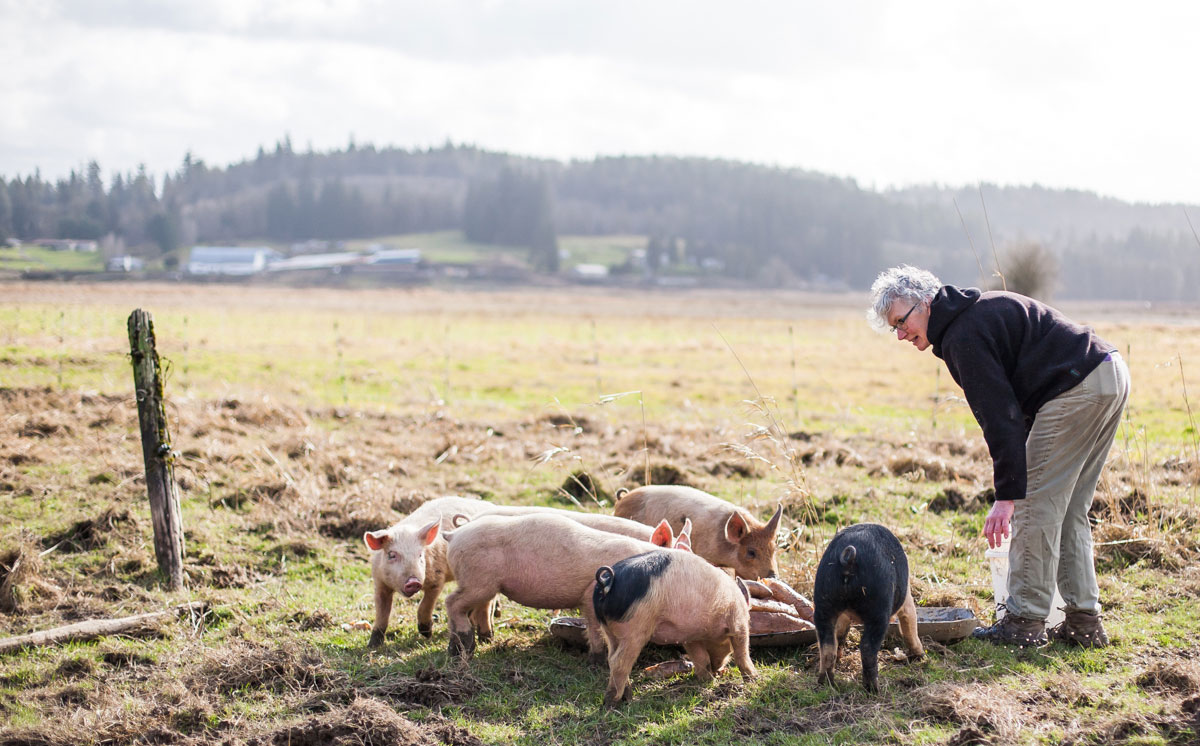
[{"left": 866, "top": 265, "right": 942, "bottom": 333}]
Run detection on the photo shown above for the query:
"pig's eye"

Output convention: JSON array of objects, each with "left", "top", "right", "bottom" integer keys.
[
  {"left": 418, "top": 556, "right": 425, "bottom": 566},
  {"left": 387, "top": 551, "right": 398, "bottom": 561},
  {"left": 746, "top": 549, "right": 758, "bottom": 559}
]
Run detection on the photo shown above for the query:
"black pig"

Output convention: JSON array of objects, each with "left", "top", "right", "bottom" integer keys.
[{"left": 813, "top": 523, "right": 924, "bottom": 691}]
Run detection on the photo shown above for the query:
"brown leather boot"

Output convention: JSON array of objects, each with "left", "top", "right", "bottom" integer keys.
[
  {"left": 971, "top": 607, "right": 1047, "bottom": 647},
  {"left": 1048, "top": 610, "right": 1110, "bottom": 648}
]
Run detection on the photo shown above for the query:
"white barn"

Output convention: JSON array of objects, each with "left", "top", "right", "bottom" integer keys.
[{"left": 186, "top": 246, "right": 282, "bottom": 276}]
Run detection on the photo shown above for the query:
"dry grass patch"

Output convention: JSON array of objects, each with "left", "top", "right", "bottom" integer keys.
[
  {"left": 189, "top": 640, "right": 344, "bottom": 695},
  {"left": 918, "top": 682, "right": 1025, "bottom": 742},
  {"left": 248, "top": 696, "right": 485, "bottom": 746}
]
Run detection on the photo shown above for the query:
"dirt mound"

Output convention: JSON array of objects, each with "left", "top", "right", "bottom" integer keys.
[
  {"left": 190, "top": 641, "right": 344, "bottom": 695},
  {"left": 555, "top": 470, "right": 611, "bottom": 505},
  {"left": 369, "top": 667, "right": 483, "bottom": 707},
  {"left": 705, "top": 457, "right": 765, "bottom": 479},
  {"left": 211, "top": 397, "right": 310, "bottom": 430},
  {"left": 918, "top": 682, "right": 1021, "bottom": 742},
  {"left": 41, "top": 508, "right": 137, "bottom": 553},
  {"left": 887, "top": 454, "right": 960, "bottom": 482},
  {"left": 622, "top": 462, "right": 696, "bottom": 488},
  {"left": 927, "top": 487, "right": 991, "bottom": 514},
  {"left": 1135, "top": 658, "right": 1200, "bottom": 696},
  {"left": 541, "top": 413, "right": 595, "bottom": 433},
  {"left": 0, "top": 535, "right": 46, "bottom": 613},
  {"left": 318, "top": 501, "right": 396, "bottom": 540},
  {"left": 1093, "top": 522, "right": 1177, "bottom": 570},
  {"left": 1089, "top": 488, "right": 1150, "bottom": 521},
  {"left": 252, "top": 697, "right": 435, "bottom": 746}
]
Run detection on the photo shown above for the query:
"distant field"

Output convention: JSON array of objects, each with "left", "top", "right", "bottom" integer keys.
[
  {"left": 1, "top": 282, "right": 1198, "bottom": 746},
  {"left": 342, "top": 230, "right": 645, "bottom": 269},
  {"left": 0, "top": 245, "right": 105, "bottom": 272},
  {"left": 343, "top": 230, "right": 528, "bottom": 265},
  {"left": 0, "top": 231, "right": 647, "bottom": 278}
]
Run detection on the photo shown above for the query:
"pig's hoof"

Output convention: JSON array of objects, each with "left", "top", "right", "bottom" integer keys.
[
  {"left": 602, "top": 689, "right": 625, "bottom": 708},
  {"left": 368, "top": 629, "right": 385, "bottom": 648},
  {"left": 418, "top": 623, "right": 432, "bottom": 638},
  {"left": 478, "top": 629, "right": 493, "bottom": 642},
  {"left": 587, "top": 651, "right": 606, "bottom": 666},
  {"left": 449, "top": 631, "right": 475, "bottom": 660}
]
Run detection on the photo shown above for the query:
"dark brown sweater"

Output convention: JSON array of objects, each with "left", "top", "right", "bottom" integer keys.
[{"left": 926, "top": 286, "right": 1115, "bottom": 502}]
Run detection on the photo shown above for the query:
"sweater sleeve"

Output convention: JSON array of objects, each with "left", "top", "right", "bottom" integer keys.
[{"left": 940, "top": 335, "right": 1028, "bottom": 501}]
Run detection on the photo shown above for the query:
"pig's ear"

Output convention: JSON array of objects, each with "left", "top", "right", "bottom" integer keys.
[
  {"left": 364, "top": 530, "right": 389, "bottom": 551},
  {"left": 674, "top": 518, "right": 693, "bottom": 552},
  {"left": 725, "top": 511, "right": 750, "bottom": 543},
  {"left": 418, "top": 519, "right": 441, "bottom": 546},
  {"left": 764, "top": 504, "right": 783, "bottom": 536},
  {"left": 649, "top": 519, "right": 674, "bottom": 547}
]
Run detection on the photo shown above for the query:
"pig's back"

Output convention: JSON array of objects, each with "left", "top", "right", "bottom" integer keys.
[
  {"left": 616, "top": 486, "right": 742, "bottom": 564},
  {"left": 648, "top": 553, "right": 747, "bottom": 644},
  {"left": 615, "top": 486, "right": 733, "bottom": 527},
  {"left": 406, "top": 496, "right": 496, "bottom": 528},
  {"left": 451, "top": 514, "right": 657, "bottom": 606}
]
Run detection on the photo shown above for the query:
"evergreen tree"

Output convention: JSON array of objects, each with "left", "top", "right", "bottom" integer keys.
[{"left": 0, "top": 181, "right": 11, "bottom": 241}]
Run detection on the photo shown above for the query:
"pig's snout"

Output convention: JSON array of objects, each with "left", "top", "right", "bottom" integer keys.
[{"left": 401, "top": 578, "right": 423, "bottom": 596}]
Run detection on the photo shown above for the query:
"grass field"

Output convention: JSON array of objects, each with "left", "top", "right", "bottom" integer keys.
[
  {"left": 0, "top": 281, "right": 1197, "bottom": 745},
  {"left": 0, "top": 245, "right": 105, "bottom": 273}
]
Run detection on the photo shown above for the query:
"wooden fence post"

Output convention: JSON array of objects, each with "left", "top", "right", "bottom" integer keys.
[{"left": 127, "top": 309, "right": 185, "bottom": 590}]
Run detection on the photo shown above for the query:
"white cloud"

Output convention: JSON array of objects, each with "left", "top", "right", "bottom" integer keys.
[{"left": 3, "top": 0, "right": 1199, "bottom": 204}]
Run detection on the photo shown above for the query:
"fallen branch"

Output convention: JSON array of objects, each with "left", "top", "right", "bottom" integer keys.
[{"left": 0, "top": 601, "right": 206, "bottom": 655}]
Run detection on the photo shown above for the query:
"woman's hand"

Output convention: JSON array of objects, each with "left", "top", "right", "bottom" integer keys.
[{"left": 983, "top": 500, "right": 1015, "bottom": 549}]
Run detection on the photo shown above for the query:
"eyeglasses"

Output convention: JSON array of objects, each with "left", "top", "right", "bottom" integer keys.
[{"left": 889, "top": 302, "right": 919, "bottom": 334}]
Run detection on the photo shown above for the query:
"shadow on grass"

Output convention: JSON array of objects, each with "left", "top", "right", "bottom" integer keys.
[{"left": 309, "top": 612, "right": 1093, "bottom": 746}]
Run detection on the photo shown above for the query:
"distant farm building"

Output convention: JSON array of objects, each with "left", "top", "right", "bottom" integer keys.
[
  {"left": 366, "top": 248, "right": 422, "bottom": 266},
  {"left": 569, "top": 263, "right": 609, "bottom": 282},
  {"left": 359, "top": 248, "right": 425, "bottom": 278},
  {"left": 106, "top": 255, "right": 145, "bottom": 272},
  {"left": 267, "top": 252, "right": 364, "bottom": 273},
  {"left": 186, "top": 246, "right": 282, "bottom": 276}
]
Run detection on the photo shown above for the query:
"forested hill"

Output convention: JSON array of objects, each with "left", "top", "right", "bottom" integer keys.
[{"left": 2, "top": 141, "right": 1196, "bottom": 300}]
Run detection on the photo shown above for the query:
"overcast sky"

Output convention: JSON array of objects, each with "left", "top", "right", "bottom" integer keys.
[{"left": 3, "top": 0, "right": 1198, "bottom": 205}]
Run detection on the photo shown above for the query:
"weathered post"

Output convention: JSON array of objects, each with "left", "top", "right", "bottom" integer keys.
[{"left": 127, "top": 309, "right": 185, "bottom": 590}]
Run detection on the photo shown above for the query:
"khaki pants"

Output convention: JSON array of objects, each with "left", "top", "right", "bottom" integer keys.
[{"left": 1007, "top": 353, "right": 1130, "bottom": 620}]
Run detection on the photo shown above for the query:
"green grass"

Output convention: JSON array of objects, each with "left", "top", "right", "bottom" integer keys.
[
  {"left": 342, "top": 230, "right": 529, "bottom": 265},
  {"left": 0, "top": 284, "right": 1197, "bottom": 745},
  {"left": 0, "top": 245, "right": 105, "bottom": 272},
  {"left": 557, "top": 235, "right": 646, "bottom": 268}
]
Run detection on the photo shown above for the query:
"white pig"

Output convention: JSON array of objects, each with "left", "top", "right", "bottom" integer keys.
[
  {"left": 363, "top": 497, "right": 666, "bottom": 646},
  {"left": 442, "top": 513, "right": 678, "bottom": 660}
]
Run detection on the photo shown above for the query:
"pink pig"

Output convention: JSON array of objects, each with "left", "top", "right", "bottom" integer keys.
[
  {"left": 363, "top": 497, "right": 662, "bottom": 646},
  {"left": 592, "top": 547, "right": 757, "bottom": 706},
  {"left": 614, "top": 485, "right": 783, "bottom": 580},
  {"left": 442, "top": 513, "right": 681, "bottom": 660}
]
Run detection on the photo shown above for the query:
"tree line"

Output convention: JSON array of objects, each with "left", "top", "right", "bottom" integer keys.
[{"left": 2, "top": 140, "right": 1196, "bottom": 299}]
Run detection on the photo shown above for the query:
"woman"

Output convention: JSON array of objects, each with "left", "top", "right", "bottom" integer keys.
[{"left": 867, "top": 265, "right": 1128, "bottom": 648}]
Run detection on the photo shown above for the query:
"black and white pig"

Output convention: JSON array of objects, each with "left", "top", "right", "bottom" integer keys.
[{"left": 592, "top": 547, "right": 757, "bottom": 707}]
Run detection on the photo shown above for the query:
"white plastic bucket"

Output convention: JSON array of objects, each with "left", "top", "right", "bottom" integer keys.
[{"left": 985, "top": 538, "right": 1066, "bottom": 628}]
